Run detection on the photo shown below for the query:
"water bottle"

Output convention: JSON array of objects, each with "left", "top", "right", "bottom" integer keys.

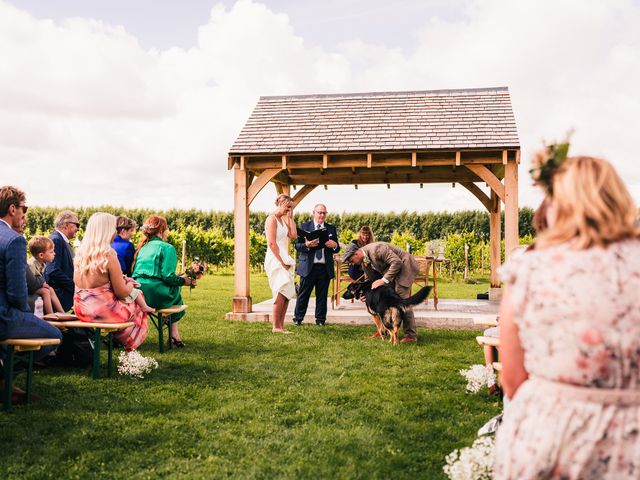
[{"left": 34, "top": 296, "right": 44, "bottom": 319}]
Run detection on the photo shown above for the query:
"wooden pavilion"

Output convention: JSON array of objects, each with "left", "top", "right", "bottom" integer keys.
[{"left": 227, "top": 87, "right": 520, "bottom": 317}]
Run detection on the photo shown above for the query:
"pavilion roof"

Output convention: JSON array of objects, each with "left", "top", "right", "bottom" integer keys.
[{"left": 229, "top": 87, "right": 519, "bottom": 155}]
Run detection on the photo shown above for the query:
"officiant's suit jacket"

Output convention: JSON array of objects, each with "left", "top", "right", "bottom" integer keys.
[
  {"left": 361, "top": 242, "right": 419, "bottom": 288},
  {"left": 44, "top": 230, "right": 75, "bottom": 312},
  {"left": 294, "top": 221, "right": 340, "bottom": 279}
]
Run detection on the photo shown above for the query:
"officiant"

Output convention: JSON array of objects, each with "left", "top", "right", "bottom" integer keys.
[{"left": 293, "top": 204, "right": 340, "bottom": 326}]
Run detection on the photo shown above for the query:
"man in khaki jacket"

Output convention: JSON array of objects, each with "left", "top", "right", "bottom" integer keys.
[{"left": 343, "top": 241, "right": 420, "bottom": 343}]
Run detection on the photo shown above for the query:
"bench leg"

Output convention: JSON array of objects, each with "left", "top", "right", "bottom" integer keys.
[
  {"left": 3, "top": 345, "right": 15, "bottom": 410},
  {"left": 107, "top": 332, "right": 113, "bottom": 378},
  {"left": 26, "top": 351, "right": 34, "bottom": 405},
  {"left": 167, "top": 316, "right": 173, "bottom": 351},
  {"left": 92, "top": 328, "right": 102, "bottom": 379},
  {"left": 158, "top": 315, "right": 165, "bottom": 353}
]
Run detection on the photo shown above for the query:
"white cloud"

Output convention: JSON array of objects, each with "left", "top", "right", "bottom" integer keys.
[{"left": 0, "top": 0, "right": 638, "bottom": 218}]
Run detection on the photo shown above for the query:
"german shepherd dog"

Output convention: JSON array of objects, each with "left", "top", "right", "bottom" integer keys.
[{"left": 343, "top": 279, "right": 431, "bottom": 345}]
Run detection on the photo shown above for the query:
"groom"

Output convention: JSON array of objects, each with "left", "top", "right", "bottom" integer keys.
[{"left": 293, "top": 204, "right": 340, "bottom": 326}]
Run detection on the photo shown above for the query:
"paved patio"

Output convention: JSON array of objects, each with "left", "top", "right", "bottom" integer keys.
[{"left": 237, "top": 297, "right": 499, "bottom": 330}]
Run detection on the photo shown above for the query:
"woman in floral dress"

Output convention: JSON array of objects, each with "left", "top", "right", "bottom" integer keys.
[{"left": 495, "top": 154, "right": 640, "bottom": 479}]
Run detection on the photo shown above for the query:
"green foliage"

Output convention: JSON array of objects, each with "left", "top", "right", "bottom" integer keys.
[
  {"left": 390, "top": 230, "right": 426, "bottom": 255},
  {"left": 24, "top": 206, "right": 537, "bottom": 273}
]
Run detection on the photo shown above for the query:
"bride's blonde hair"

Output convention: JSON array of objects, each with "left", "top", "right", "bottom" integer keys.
[
  {"left": 537, "top": 156, "right": 639, "bottom": 249},
  {"left": 74, "top": 212, "right": 117, "bottom": 277}
]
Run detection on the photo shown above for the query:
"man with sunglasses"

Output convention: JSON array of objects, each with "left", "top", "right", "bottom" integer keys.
[
  {"left": 0, "top": 186, "right": 62, "bottom": 402},
  {"left": 293, "top": 204, "right": 340, "bottom": 326},
  {"left": 45, "top": 210, "right": 79, "bottom": 312}
]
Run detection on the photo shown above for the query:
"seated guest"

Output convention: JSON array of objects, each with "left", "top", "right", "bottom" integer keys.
[
  {"left": 27, "top": 235, "right": 64, "bottom": 315},
  {"left": 348, "top": 226, "right": 375, "bottom": 280},
  {"left": 111, "top": 216, "right": 137, "bottom": 276},
  {"left": 73, "top": 213, "right": 149, "bottom": 351},
  {"left": 133, "top": 215, "right": 195, "bottom": 347},
  {"left": 44, "top": 210, "right": 79, "bottom": 312},
  {"left": 0, "top": 186, "right": 62, "bottom": 401}
]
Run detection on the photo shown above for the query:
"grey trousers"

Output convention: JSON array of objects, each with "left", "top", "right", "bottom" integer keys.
[{"left": 395, "top": 284, "right": 417, "bottom": 339}]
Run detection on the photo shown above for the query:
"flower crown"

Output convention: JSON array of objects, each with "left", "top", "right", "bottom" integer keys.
[{"left": 529, "top": 133, "right": 572, "bottom": 194}]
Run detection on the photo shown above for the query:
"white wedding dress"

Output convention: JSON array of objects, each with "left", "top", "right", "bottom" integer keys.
[{"left": 264, "top": 217, "right": 296, "bottom": 301}]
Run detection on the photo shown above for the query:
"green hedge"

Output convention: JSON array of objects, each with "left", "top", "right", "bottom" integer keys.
[{"left": 24, "top": 206, "right": 536, "bottom": 273}]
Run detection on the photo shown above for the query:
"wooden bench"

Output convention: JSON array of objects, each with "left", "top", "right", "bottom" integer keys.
[
  {"left": 44, "top": 314, "right": 134, "bottom": 378},
  {"left": 492, "top": 361, "right": 502, "bottom": 372},
  {"left": 1, "top": 338, "right": 61, "bottom": 410},
  {"left": 331, "top": 255, "right": 363, "bottom": 308},
  {"left": 473, "top": 316, "right": 499, "bottom": 328},
  {"left": 147, "top": 305, "right": 188, "bottom": 353},
  {"left": 476, "top": 335, "right": 500, "bottom": 348}
]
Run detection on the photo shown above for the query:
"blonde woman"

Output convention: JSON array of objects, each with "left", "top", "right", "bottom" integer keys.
[
  {"left": 264, "top": 194, "right": 297, "bottom": 333},
  {"left": 73, "top": 213, "right": 149, "bottom": 351},
  {"left": 495, "top": 155, "right": 640, "bottom": 479}
]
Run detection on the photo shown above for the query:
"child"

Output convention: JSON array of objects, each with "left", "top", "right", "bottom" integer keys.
[
  {"left": 28, "top": 235, "right": 65, "bottom": 314},
  {"left": 111, "top": 215, "right": 137, "bottom": 276},
  {"left": 120, "top": 275, "right": 155, "bottom": 313}
]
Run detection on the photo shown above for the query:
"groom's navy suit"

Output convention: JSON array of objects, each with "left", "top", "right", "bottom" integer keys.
[
  {"left": 0, "top": 221, "right": 61, "bottom": 375},
  {"left": 293, "top": 221, "right": 340, "bottom": 325},
  {"left": 44, "top": 230, "right": 75, "bottom": 312}
]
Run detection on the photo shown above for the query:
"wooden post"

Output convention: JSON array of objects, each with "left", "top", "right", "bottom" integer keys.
[
  {"left": 233, "top": 167, "right": 251, "bottom": 313},
  {"left": 181, "top": 240, "right": 186, "bottom": 273},
  {"left": 489, "top": 190, "right": 501, "bottom": 291},
  {"left": 504, "top": 160, "right": 519, "bottom": 259},
  {"left": 464, "top": 243, "right": 469, "bottom": 279}
]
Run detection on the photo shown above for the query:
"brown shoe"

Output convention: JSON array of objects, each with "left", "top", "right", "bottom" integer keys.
[{"left": 400, "top": 337, "right": 417, "bottom": 344}]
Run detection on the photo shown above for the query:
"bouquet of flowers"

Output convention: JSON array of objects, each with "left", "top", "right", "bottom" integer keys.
[
  {"left": 443, "top": 436, "right": 495, "bottom": 480},
  {"left": 117, "top": 350, "right": 159, "bottom": 379},
  {"left": 459, "top": 364, "right": 496, "bottom": 393},
  {"left": 185, "top": 257, "right": 206, "bottom": 292}
]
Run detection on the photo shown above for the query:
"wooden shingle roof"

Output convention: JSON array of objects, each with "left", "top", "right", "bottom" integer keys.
[{"left": 230, "top": 87, "right": 519, "bottom": 155}]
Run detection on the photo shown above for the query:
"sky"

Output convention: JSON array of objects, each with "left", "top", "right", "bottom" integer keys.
[{"left": 1, "top": 0, "right": 639, "bottom": 216}]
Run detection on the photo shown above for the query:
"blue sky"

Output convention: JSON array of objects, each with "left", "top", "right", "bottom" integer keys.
[{"left": 1, "top": 0, "right": 639, "bottom": 214}]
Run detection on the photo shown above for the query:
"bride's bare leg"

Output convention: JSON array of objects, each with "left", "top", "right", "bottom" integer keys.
[
  {"left": 272, "top": 294, "right": 285, "bottom": 331},
  {"left": 279, "top": 299, "right": 289, "bottom": 329}
]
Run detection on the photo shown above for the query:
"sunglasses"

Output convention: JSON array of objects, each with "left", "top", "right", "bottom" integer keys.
[
  {"left": 16, "top": 204, "right": 28, "bottom": 214},
  {"left": 68, "top": 222, "right": 80, "bottom": 228}
]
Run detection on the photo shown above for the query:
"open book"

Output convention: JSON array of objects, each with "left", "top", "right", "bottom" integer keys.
[{"left": 297, "top": 226, "right": 332, "bottom": 246}]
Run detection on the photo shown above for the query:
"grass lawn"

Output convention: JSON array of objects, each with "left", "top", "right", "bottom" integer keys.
[{"left": 0, "top": 274, "right": 499, "bottom": 479}]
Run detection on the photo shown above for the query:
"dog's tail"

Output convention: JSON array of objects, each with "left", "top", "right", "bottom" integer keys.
[{"left": 401, "top": 286, "right": 432, "bottom": 307}]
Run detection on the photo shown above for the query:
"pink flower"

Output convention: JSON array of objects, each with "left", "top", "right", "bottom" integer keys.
[{"left": 581, "top": 328, "right": 603, "bottom": 345}]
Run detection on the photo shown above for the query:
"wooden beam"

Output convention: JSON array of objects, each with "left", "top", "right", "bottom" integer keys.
[
  {"left": 515, "top": 149, "right": 521, "bottom": 164},
  {"left": 247, "top": 168, "right": 282, "bottom": 206},
  {"left": 460, "top": 182, "right": 492, "bottom": 211},
  {"left": 239, "top": 155, "right": 245, "bottom": 170},
  {"left": 411, "top": 152, "right": 417, "bottom": 167},
  {"left": 502, "top": 150, "right": 508, "bottom": 165},
  {"left": 455, "top": 151, "right": 461, "bottom": 166},
  {"left": 232, "top": 168, "right": 251, "bottom": 313},
  {"left": 367, "top": 153, "right": 372, "bottom": 168},
  {"left": 281, "top": 155, "right": 287, "bottom": 169},
  {"left": 464, "top": 164, "right": 506, "bottom": 202},
  {"left": 489, "top": 190, "right": 501, "bottom": 288},
  {"left": 323, "top": 154, "right": 328, "bottom": 169},
  {"left": 291, "top": 185, "right": 317, "bottom": 208},
  {"left": 504, "top": 161, "right": 519, "bottom": 259}
]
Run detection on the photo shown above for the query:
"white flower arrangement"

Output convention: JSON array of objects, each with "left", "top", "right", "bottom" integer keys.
[
  {"left": 443, "top": 436, "right": 495, "bottom": 480},
  {"left": 117, "top": 350, "right": 159, "bottom": 378},
  {"left": 459, "top": 364, "right": 496, "bottom": 393}
]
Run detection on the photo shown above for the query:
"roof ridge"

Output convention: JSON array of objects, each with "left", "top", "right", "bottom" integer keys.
[{"left": 259, "top": 86, "right": 509, "bottom": 101}]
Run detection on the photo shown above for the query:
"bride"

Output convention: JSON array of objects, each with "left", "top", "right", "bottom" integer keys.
[{"left": 264, "top": 194, "right": 298, "bottom": 333}]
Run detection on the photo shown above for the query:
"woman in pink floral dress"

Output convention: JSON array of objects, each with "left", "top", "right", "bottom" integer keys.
[{"left": 495, "top": 154, "right": 640, "bottom": 479}]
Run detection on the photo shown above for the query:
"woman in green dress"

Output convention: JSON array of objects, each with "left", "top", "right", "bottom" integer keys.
[{"left": 132, "top": 215, "right": 194, "bottom": 347}]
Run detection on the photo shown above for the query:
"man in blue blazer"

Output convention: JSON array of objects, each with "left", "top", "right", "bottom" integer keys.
[
  {"left": 44, "top": 210, "right": 79, "bottom": 312},
  {"left": 0, "top": 186, "right": 62, "bottom": 391},
  {"left": 293, "top": 204, "right": 340, "bottom": 326}
]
